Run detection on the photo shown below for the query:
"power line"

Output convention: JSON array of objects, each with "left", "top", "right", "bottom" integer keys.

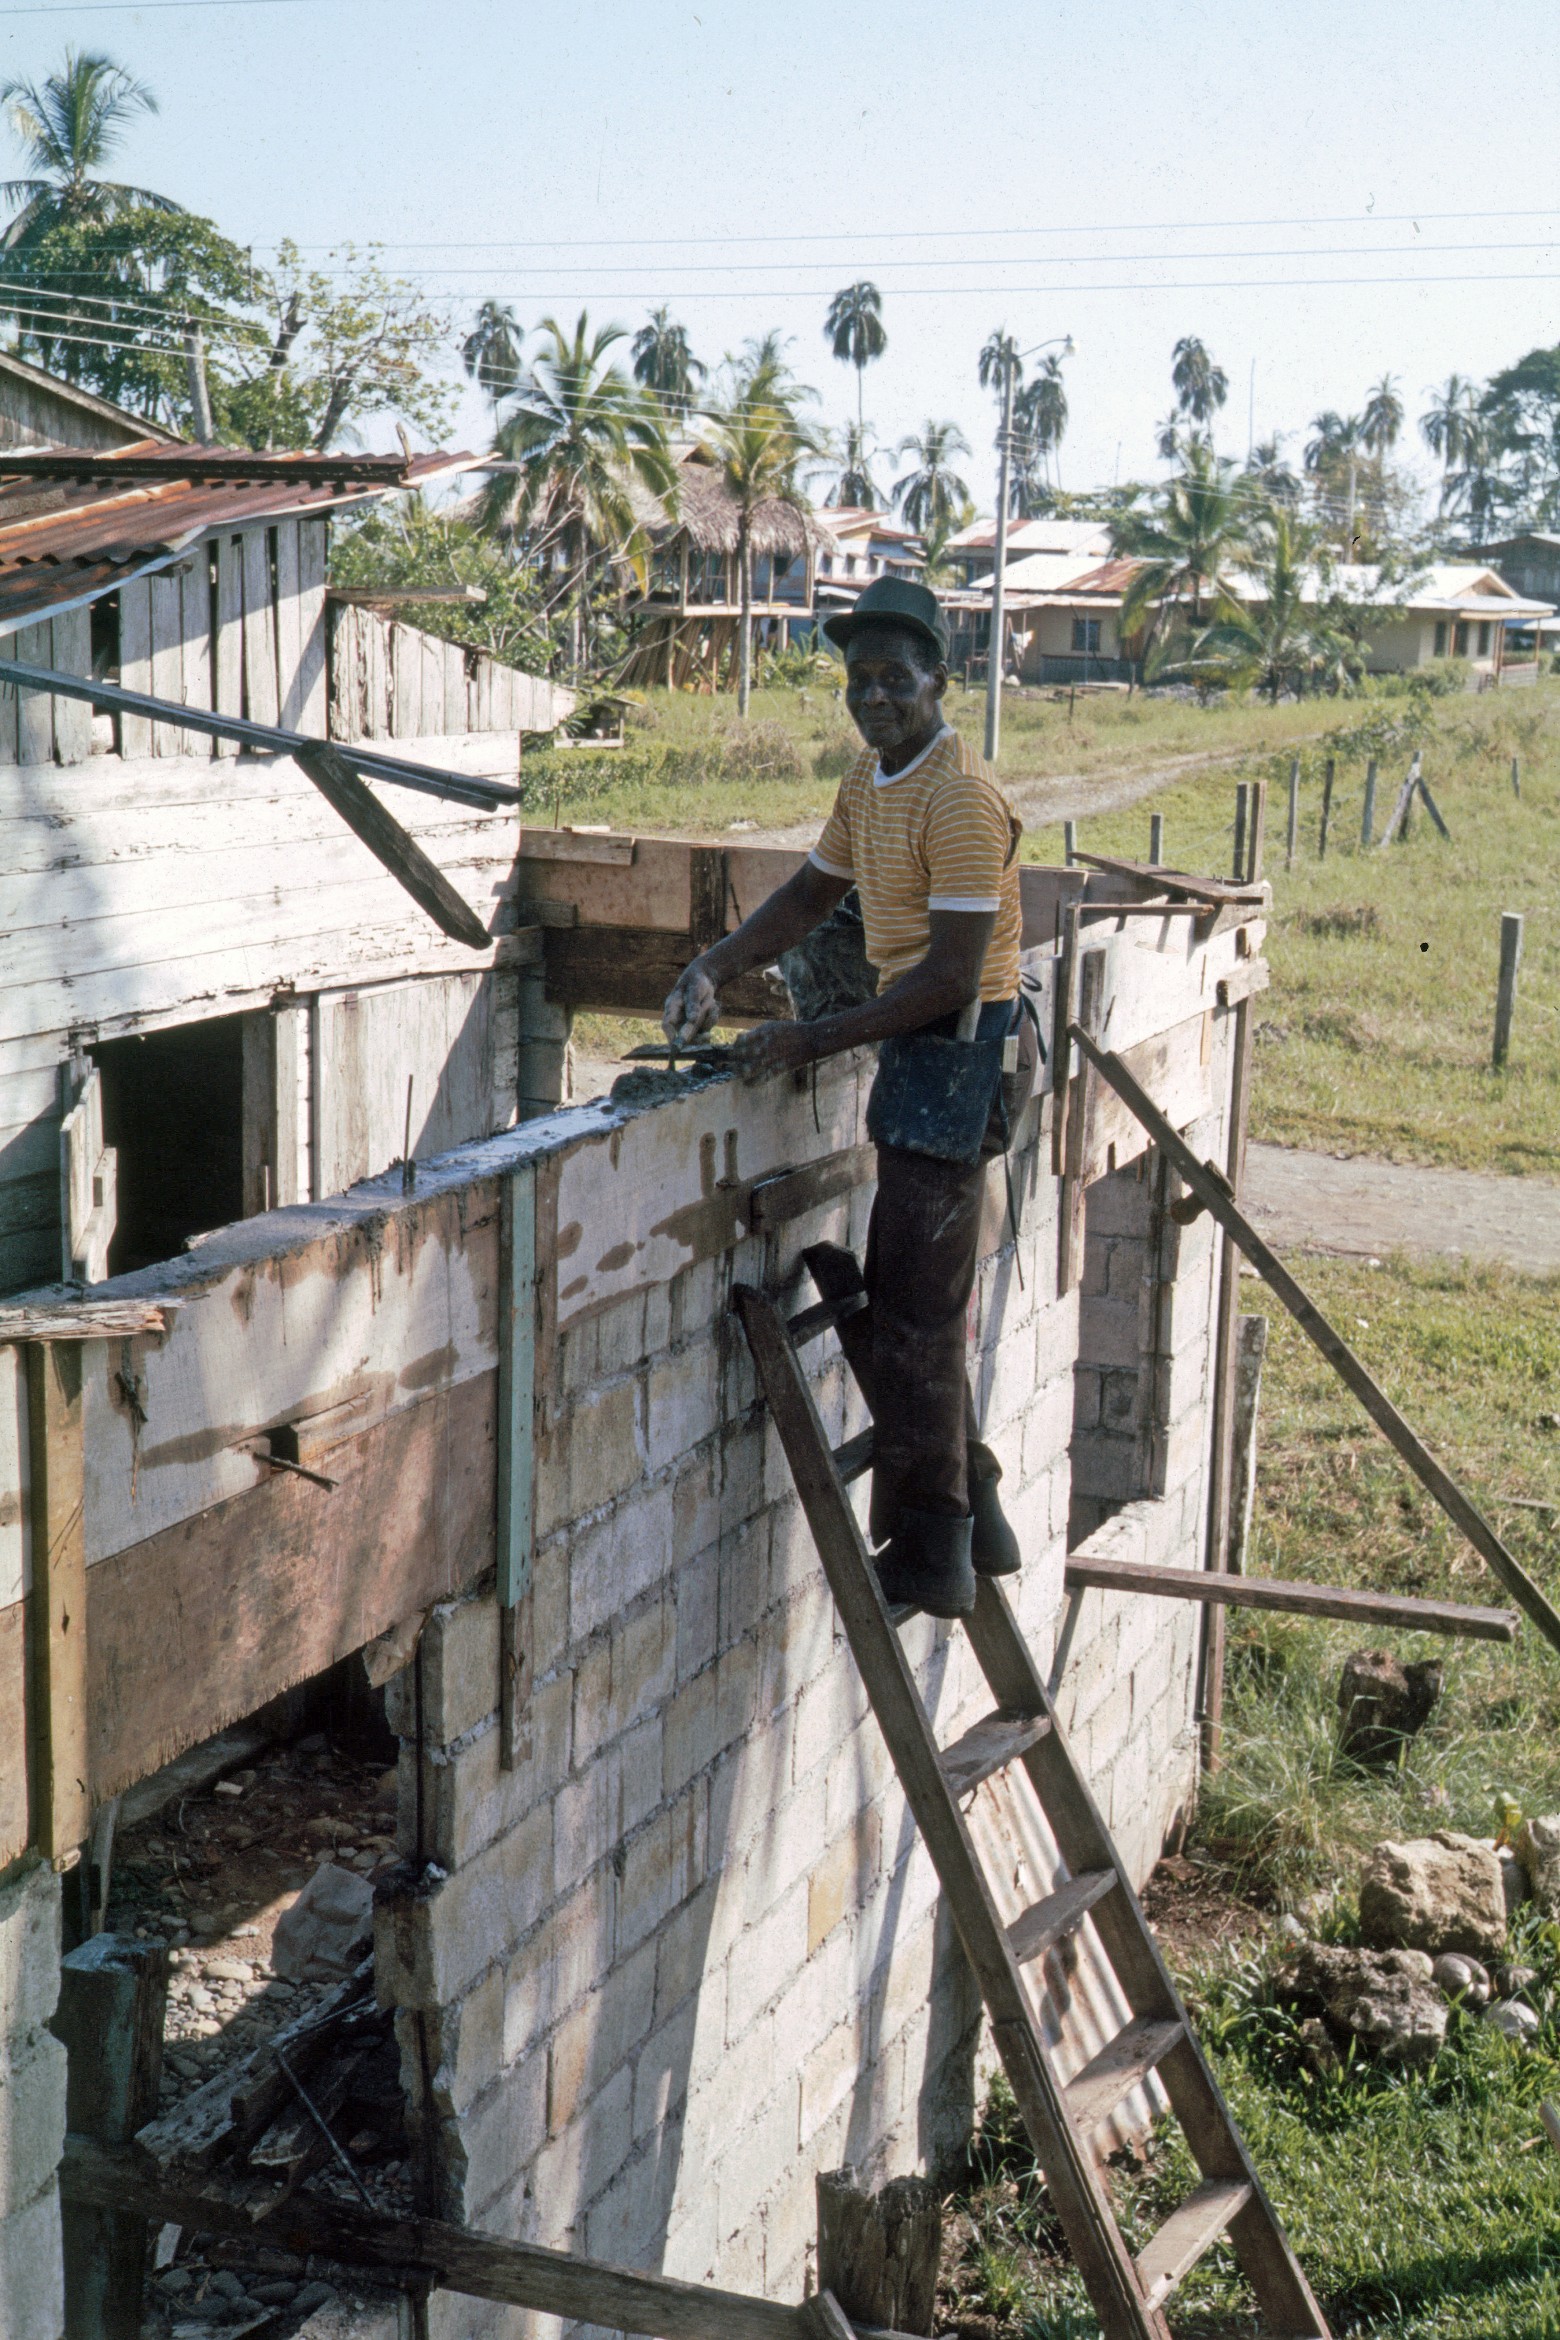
[
  {"left": 271, "top": 268, "right": 1560, "bottom": 301},
  {"left": 0, "top": 0, "right": 350, "bottom": 14},
  {"left": 258, "top": 205, "right": 1560, "bottom": 254}
]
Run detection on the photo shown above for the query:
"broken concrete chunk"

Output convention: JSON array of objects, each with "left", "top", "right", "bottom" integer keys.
[
  {"left": 1358, "top": 1832, "right": 1508, "bottom": 1961},
  {"left": 1337, "top": 1649, "right": 1443, "bottom": 1766},
  {"left": 1485, "top": 1999, "right": 1541, "bottom": 2043},
  {"left": 1275, "top": 1941, "right": 1447, "bottom": 2065},
  {"left": 271, "top": 1863, "right": 374, "bottom": 1983},
  {"left": 1516, "top": 1815, "right": 1560, "bottom": 1915}
]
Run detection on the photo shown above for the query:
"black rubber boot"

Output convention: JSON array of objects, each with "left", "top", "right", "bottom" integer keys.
[
  {"left": 875, "top": 1508, "right": 976, "bottom": 1619},
  {"left": 969, "top": 1442, "right": 1022, "bottom": 1578}
]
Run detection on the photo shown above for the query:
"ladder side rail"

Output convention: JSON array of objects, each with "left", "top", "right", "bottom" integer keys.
[
  {"left": 965, "top": 1579, "right": 1331, "bottom": 2337},
  {"left": 733, "top": 1287, "right": 1166, "bottom": 2340}
]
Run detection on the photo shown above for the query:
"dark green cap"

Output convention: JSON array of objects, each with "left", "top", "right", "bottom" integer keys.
[{"left": 822, "top": 574, "right": 949, "bottom": 663}]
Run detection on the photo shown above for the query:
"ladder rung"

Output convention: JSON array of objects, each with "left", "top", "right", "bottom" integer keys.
[
  {"left": 938, "top": 1709, "right": 1050, "bottom": 1797},
  {"left": 787, "top": 1292, "right": 868, "bottom": 1347},
  {"left": 831, "top": 1427, "right": 874, "bottom": 1484},
  {"left": 1007, "top": 1869, "right": 1118, "bottom": 1965},
  {"left": 1064, "top": 2017, "right": 1184, "bottom": 2134},
  {"left": 1135, "top": 2179, "right": 1252, "bottom": 2311}
]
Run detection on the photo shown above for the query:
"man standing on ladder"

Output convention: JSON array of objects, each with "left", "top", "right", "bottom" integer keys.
[{"left": 662, "top": 576, "right": 1032, "bottom": 1618}]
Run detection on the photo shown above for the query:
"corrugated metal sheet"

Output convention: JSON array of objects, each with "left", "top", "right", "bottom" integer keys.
[{"left": 0, "top": 441, "right": 477, "bottom": 629}]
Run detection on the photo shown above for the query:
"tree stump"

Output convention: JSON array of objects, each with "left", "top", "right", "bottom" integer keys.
[{"left": 816, "top": 2165, "right": 941, "bottom": 2337}]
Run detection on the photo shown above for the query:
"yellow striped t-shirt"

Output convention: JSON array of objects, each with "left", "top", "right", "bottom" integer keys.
[{"left": 809, "top": 725, "right": 1023, "bottom": 1000}]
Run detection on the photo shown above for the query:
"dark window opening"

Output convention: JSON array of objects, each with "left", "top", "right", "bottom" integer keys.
[
  {"left": 1072, "top": 617, "right": 1102, "bottom": 655},
  {"left": 93, "top": 1015, "right": 245, "bottom": 1275},
  {"left": 91, "top": 591, "right": 120, "bottom": 681}
]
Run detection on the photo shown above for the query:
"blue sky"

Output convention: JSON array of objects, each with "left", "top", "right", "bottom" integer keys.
[{"left": 6, "top": 0, "right": 1560, "bottom": 511}]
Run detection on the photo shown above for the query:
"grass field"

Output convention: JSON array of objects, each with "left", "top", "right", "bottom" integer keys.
[
  {"left": 941, "top": 1253, "right": 1560, "bottom": 2340},
  {"left": 538, "top": 676, "right": 1560, "bottom": 1175}
]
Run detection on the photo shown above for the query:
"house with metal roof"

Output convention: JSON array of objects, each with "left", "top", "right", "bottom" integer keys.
[{"left": 0, "top": 380, "right": 575, "bottom": 1301}]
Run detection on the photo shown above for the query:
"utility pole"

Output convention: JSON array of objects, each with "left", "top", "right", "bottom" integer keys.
[
  {"left": 184, "top": 325, "right": 215, "bottom": 444},
  {"left": 984, "top": 352, "right": 1016, "bottom": 763}
]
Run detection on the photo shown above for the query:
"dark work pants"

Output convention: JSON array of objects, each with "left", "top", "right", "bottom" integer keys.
[{"left": 864, "top": 1142, "right": 985, "bottom": 1538}]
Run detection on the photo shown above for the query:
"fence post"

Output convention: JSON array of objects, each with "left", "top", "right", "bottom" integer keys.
[
  {"left": 1319, "top": 756, "right": 1335, "bottom": 859},
  {"left": 1493, "top": 910, "right": 1524, "bottom": 1069},
  {"left": 1149, "top": 810, "right": 1164, "bottom": 865},
  {"left": 1285, "top": 756, "right": 1300, "bottom": 868},
  {"left": 1232, "top": 781, "right": 1248, "bottom": 884},
  {"left": 1063, "top": 818, "right": 1077, "bottom": 867},
  {"left": 1361, "top": 757, "right": 1377, "bottom": 845},
  {"left": 1512, "top": 754, "right": 1521, "bottom": 800}
]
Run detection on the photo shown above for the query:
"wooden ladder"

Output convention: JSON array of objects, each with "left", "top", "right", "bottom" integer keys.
[{"left": 734, "top": 1246, "right": 1330, "bottom": 2340}]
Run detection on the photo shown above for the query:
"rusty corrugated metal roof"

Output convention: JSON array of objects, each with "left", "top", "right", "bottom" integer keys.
[{"left": 0, "top": 441, "right": 479, "bottom": 630}]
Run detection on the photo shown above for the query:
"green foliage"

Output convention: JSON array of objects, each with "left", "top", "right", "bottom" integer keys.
[
  {"left": 215, "top": 241, "right": 454, "bottom": 452},
  {"left": 328, "top": 497, "right": 559, "bottom": 671},
  {"left": 892, "top": 418, "right": 972, "bottom": 539},
  {"left": 0, "top": 47, "right": 173, "bottom": 244}
]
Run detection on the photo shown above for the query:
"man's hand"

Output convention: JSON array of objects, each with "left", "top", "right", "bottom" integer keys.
[
  {"left": 733, "top": 1021, "right": 819, "bottom": 1084},
  {"left": 662, "top": 959, "right": 720, "bottom": 1045}
]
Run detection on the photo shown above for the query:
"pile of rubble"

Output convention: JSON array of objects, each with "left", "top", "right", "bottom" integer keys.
[{"left": 1275, "top": 1818, "right": 1558, "bottom": 2069}]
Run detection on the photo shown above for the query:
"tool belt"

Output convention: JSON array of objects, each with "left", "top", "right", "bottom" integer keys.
[{"left": 867, "top": 997, "right": 1026, "bottom": 1167}]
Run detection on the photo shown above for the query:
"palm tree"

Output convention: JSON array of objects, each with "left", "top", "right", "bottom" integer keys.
[
  {"left": 1183, "top": 509, "right": 1323, "bottom": 701},
  {"left": 1420, "top": 375, "right": 1478, "bottom": 514},
  {"left": 1305, "top": 410, "right": 1365, "bottom": 539},
  {"left": 0, "top": 50, "right": 177, "bottom": 247},
  {"left": 632, "top": 306, "right": 705, "bottom": 413},
  {"left": 823, "top": 281, "right": 885, "bottom": 432},
  {"left": 823, "top": 419, "right": 880, "bottom": 509},
  {"left": 1170, "top": 336, "right": 1228, "bottom": 430},
  {"left": 893, "top": 419, "right": 971, "bottom": 537},
  {"left": 1245, "top": 435, "right": 1301, "bottom": 510},
  {"left": 698, "top": 377, "right": 819, "bottom": 715},
  {"left": 461, "top": 300, "right": 523, "bottom": 412},
  {"left": 1015, "top": 353, "right": 1069, "bottom": 495},
  {"left": 1114, "top": 440, "right": 1254, "bottom": 664},
  {"left": 978, "top": 327, "right": 1022, "bottom": 407},
  {"left": 479, "top": 311, "right": 675, "bottom": 674},
  {"left": 1361, "top": 373, "right": 1404, "bottom": 457}
]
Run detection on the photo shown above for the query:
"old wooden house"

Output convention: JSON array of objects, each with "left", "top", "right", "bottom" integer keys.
[
  {"left": 0, "top": 421, "right": 575, "bottom": 1303},
  {"left": 620, "top": 450, "right": 820, "bottom": 689}
]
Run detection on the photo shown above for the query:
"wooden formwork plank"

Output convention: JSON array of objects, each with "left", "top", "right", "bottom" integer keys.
[{"left": 25, "top": 1339, "right": 90, "bottom": 1860}]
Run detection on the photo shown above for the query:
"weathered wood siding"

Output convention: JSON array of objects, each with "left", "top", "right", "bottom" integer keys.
[{"left": 327, "top": 601, "right": 565, "bottom": 743}]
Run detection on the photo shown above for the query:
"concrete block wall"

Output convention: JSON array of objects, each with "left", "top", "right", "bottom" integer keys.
[
  {"left": 0, "top": 1864, "right": 65, "bottom": 2340},
  {"left": 374, "top": 1064, "right": 1220, "bottom": 2336}
]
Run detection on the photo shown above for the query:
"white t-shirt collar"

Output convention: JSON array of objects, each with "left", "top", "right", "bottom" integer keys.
[{"left": 872, "top": 722, "right": 952, "bottom": 788}]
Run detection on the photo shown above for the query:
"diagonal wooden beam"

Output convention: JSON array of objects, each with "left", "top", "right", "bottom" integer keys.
[
  {"left": 1070, "top": 1022, "right": 1560, "bottom": 1656},
  {"left": 293, "top": 743, "right": 491, "bottom": 950}
]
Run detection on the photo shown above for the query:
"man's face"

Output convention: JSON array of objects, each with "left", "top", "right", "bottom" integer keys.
[{"left": 843, "top": 626, "right": 947, "bottom": 756}]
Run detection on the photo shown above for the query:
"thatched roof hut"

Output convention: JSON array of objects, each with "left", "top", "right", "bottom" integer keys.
[{"left": 632, "top": 446, "right": 821, "bottom": 560}]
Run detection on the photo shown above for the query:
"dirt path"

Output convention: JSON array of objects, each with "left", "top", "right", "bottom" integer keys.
[
  {"left": 1245, "top": 1142, "right": 1560, "bottom": 1273},
  {"left": 733, "top": 739, "right": 1305, "bottom": 851}
]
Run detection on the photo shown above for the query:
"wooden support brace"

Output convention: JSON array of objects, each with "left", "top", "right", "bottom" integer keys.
[
  {"left": 294, "top": 744, "right": 491, "bottom": 950},
  {"left": 1064, "top": 1555, "right": 1517, "bottom": 1640},
  {"left": 53, "top": 1937, "right": 168, "bottom": 2340},
  {"left": 1069, "top": 1024, "right": 1560, "bottom": 1655},
  {"left": 60, "top": 2139, "right": 922, "bottom": 2340},
  {"left": 26, "top": 1340, "right": 90, "bottom": 1863}
]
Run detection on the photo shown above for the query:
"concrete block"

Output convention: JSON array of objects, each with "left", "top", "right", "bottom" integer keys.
[
  {"left": 547, "top": 1942, "right": 656, "bottom": 2133},
  {"left": 379, "top": 1801, "right": 553, "bottom": 2009},
  {"left": 1075, "top": 1295, "right": 1145, "bottom": 1371},
  {"left": 0, "top": 1869, "right": 60, "bottom": 2039},
  {"left": 583, "top": 2135, "right": 681, "bottom": 2268},
  {"left": 1068, "top": 1435, "right": 1143, "bottom": 1503},
  {"left": 0, "top": 2029, "right": 67, "bottom": 2223},
  {"left": 725, "top": 1877, "right": 808, "bottom": 2038},
  {"left": 524, "top": 2061, "right": 633, "bottom": 2228},
  {"left": 566, "top": 1480, "right": 676, "bottom": 1646},
  {"left": 0, "top": 2178, "right": 64, "bottom": 2340},
  {"left": 588, "top": 1289, "right": 652, "bottom": 1383},
  {"left": 615, "top": 1790, "right": 705, "bottom": 1957},
  {"left": 536, "top": 1378, "right": 642, "bottom": 1538},
  {"left": 716, "top": 1517, "right": 773, "bottom": 1652},
  {"left": 652, "top": 1880, "right": 729, "bottom": 2030},
  {"left": 1106, "top": 1235, "right": 1150, "bottom": 1297},
  {"left": 572, "top": 1596, "right": 674, "bottom": 1770},
  {"left": 431, "top": 1672, "right": 573, "bottom": 1869},
  {"left": 644, "top": 1342, "right": 720, "bottom": 1476},
  {"left": 457, "top": 2051, "right": 549, "bottom": 2222},
  {"left": 673, "top": 1539, "right": 720, "bottom": 1685},
  {"left": 1099, "top": 1368, "right": 1139, "bottom": 1430},
  {"left": 529, "top": 1874, "right": 613, "bottom": 2047},
  {"left": 711, "top": 2083, "right": 797, "bottom": 2242}
]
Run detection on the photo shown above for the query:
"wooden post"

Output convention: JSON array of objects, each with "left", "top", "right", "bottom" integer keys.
[
  {"left": 1512, "top": 754, "right": 1521, "bottom": 800},
  {"left": 1227, "top": 1314, "right": 1269, "bottom": 1576},
  {"left": 52, "top": 1934, "right": 168, "bottom": 2339},
  {"left": 1285, "top": 756, "right": 1299, "bottom": 868},
  {"left": 1063, "top": 818, "right": 1077, "bottom": 866},
  {"left": 25, "top": 1341, "right": 90, "bottom": 1865},
  {"left": 1493, "top": 911, "right": 1524, "bottom": 1070},
  {"left": 1149, "top": 811, "right": 1164, "bottom": 865},
  {"left": 1361, "top": 757, "right": 1377, "bottom": 845},
  {"left": 1318, "top": 757, "right": 1335, "bottom": 859},
  {"left": 816, "top": 2168, "right": 941, "bottom": 2337},
  {"left": 1232, "top": 781, "right": 1248, "bottom": 884},
  {"left": 1200, "top": 780, "right": 1262, "bottom": 1769}
]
